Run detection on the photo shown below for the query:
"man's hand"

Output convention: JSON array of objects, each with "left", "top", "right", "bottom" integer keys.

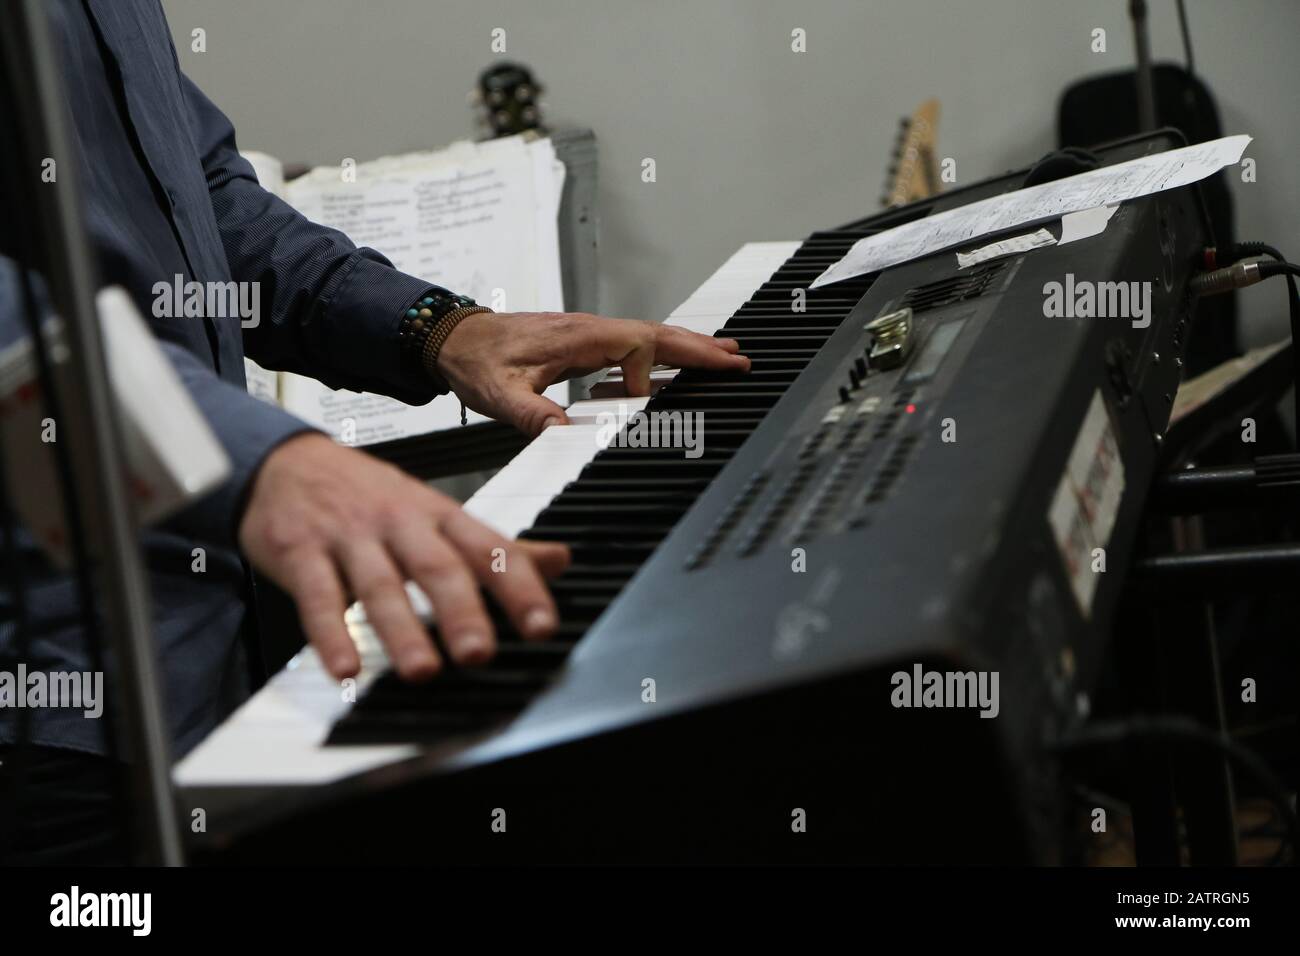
[
  {"left": 238, "top": 433, "right": 570, "bottom": 681},
  {"left": 436, "top": 311, "right": 750, "bottom": 436}
]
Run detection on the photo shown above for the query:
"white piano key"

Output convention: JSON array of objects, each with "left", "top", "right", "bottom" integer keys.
[
  {"left": 462, "top": 400, "right": 649, "bottom": 536},
  {"left": 172, "top": 618, "right": 414, "bottom": 787},
  {"left": 470, "top": 424, "right": 607, "bottom": 497},
  {"left": 463, "top": 494, "right": 555, "bottom": 539},
  {"left": 665, "top": 241, "right": 801, "bottom": 329},
  {"left": 563, "top": 396, "right": 651, "bottom": 424}
]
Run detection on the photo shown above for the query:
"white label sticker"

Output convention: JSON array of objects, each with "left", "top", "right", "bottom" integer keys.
[{"left": 1047, "top": 391, "right": 1125, "bottom": 615}]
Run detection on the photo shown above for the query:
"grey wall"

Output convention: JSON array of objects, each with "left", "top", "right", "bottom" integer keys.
[{"left": 164, "top": 0, "right": 1300, "bottom": 346}]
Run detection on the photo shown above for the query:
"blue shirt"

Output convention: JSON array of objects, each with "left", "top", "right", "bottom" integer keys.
[{"left": 0, "top": 0, "right": 442, "bottom": 756}]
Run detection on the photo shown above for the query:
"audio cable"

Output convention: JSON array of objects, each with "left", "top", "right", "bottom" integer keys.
[{"left": 1194, "top": 242, "right": 1300, "bottom": 438}]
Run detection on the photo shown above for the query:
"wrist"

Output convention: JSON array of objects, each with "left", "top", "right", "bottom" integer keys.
[
  {"left": 238, "top": 430, "right": 329, "bottom": 542},
  {"left": 423, "top": 304, "right": 493, "bottom": 386},
  {"left": 398, "top": 291, "right": 489, "bottom": 394}
]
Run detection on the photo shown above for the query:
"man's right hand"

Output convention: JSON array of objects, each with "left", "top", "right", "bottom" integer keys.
[{"left": 238, "top": 433, "right": 569, "bottom": 682}]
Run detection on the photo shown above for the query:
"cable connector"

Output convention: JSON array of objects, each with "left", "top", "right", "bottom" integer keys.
[
  {"left": 1200, "top": 242, "right": 1288, "bottom": 269},
  {"left": 1189, "top": 259, "right": 1263, "bottom": 296}
]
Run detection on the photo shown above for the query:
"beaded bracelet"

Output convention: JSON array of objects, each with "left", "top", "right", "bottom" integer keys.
[
  {"left": 419, "top": 304, "right": 493, "bottom": 375},
  {"left": 398, "top": 291, "right": 490, "bottom": 393},
  {"left": 399, "top": 291, "right": 473, "bottom": 359},
  {"left": 422, "top": 304, "right": 493, "bottom": 425}
]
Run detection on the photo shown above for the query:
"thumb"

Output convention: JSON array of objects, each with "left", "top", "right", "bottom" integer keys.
[{"left": 503, "top": 386, "right": 570, "bottom": 437}]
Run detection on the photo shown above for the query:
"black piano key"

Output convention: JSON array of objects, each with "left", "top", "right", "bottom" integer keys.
[
  {"left": 365, "top": 670, "right": 549, "bottom": 703},
  {"left": 551, "top": 619, "right": 595, "bottom": 641},
  {"left": 520, "top": 524, "right": 675, "bottom": 543},
  {"left": 554, "top": 490, "right": 699, "bottom": 506},
  {"left": 546, "top": 579, "right": 626, "bottom": 599},
  {"left": 558, "top": 542, "right": 658, "bottom": 564},
  {"left": 487, "top": 641, "right": 572, "bottom": 662},
  {"left": 562, "top": 477, "right": 710, "bottom": 493},
  {"left": 716, "top": 357, "right": 809, "bottom": 372},
  {"left": 558, "top": 561, "right": 643, "bottom": 577},
  {"left": 576, "top": 459, "right": 726, "bottom": 479},
  {"left": 534, "top": 504, "right": 688, "bottom": 525},
  {"left": 672, "top": 368, "right": 800, "bottom": 385}
]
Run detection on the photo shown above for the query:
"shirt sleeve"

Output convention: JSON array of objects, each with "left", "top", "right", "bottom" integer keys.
[
  {"left": 179, "top": 71, "right": 444, "bottom": 406},
  {"left": 0, "top": 258, "right": 315, "bottom": 549},
  {"left": 154, "top": 339, "right": 316, "bottom": 547}
]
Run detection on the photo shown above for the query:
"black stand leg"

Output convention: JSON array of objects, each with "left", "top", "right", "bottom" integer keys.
[
  {"left": 1113, "top": 594, "right": 1182, "bottom": 865},
  {"left": 1163, "top": 517, "right": 1238, "bottom": 865}
]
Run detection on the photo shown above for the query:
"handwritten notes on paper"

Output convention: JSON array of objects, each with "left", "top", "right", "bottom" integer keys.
[
  {"left": 812, "top": 135, "right": 1250, "bottom": 289},
  {"left": 242, "top": 135, "right": 566, "bottom": 445}
]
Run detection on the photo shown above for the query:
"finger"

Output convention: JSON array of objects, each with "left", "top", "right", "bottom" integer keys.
[
  {"left": 285, "top": 549, "right": 358, "bottom": 680},
  {"left": 551, "top": 317, "right": 655, "bottom": 391},
  {"left": 339, "top": 538, "right": 441, "bottom": 680},
  {"left": 502, "top": 384, "right": 570, "bottom": 437},
  {"left": 653, "top": 324, "right": 751, "bottom": 372},
  {"left": 440, "top": 509, "right": 561, "bottom": 641},
  {"left": 517, "top": 539, "right": 570, "bottom": 578},
  {"left": 659, "top": 324, "right": 743, "bottom": 355},
  {"left": 390, "top": 521, "right": 496, "bottom": 666},
  {"left": 618, "top": 327, "right": 657, "bottom": 397}
]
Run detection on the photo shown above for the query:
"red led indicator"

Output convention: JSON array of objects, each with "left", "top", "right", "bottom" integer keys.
[{"left": 905, "top": 403, "right": 917, "bottom": 414}]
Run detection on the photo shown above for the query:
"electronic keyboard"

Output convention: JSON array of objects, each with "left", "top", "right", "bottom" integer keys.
[{"left": 177, "top": 131, "right": 1209, "bottom": 863}]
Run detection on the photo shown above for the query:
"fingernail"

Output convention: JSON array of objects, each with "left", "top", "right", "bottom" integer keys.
[
  {"left": 400, "top": 648, "right": 438, "bottom": 676},
  {"left": 455, "top": 633, "right": 492, "bottom": 662},
  {"left": 543, "top": 417, "right": 562, "bottom": 429},
  {"left": 523, "top": 607, "right": 556, "bottom": 637}
]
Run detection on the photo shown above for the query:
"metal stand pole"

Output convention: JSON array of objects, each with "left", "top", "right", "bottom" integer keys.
[
  {"left": 0, "top": 0, "right": 182, "bottom": 865},
  {"left": 1130, "top": 0, "right": 1158, "bottom": 132}
]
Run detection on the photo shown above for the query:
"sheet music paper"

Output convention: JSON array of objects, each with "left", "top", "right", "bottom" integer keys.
[
  {"left": 243, "top": 358, "right": 280, "bottom": 404},
  {"left": 239, "top": 153, "right": 293, "bottom": 409},
  {"left": 812, "top": 134, "right": 1251, "bottom": 289},
  {"left": 240, "top": 137, "right": 567, "bottom": 445}
]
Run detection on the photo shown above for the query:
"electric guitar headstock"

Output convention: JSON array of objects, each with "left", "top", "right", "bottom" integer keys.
[
  {"left": 471, "top": 61, "right": 546, "bottom": 139},
  {"left": 880, "top": 98, "right": 941, "bottom": 208}
]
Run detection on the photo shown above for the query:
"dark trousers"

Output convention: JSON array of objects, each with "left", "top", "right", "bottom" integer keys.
[{"left": 0, "top": 744, "right": 130, "bottom": 865}]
